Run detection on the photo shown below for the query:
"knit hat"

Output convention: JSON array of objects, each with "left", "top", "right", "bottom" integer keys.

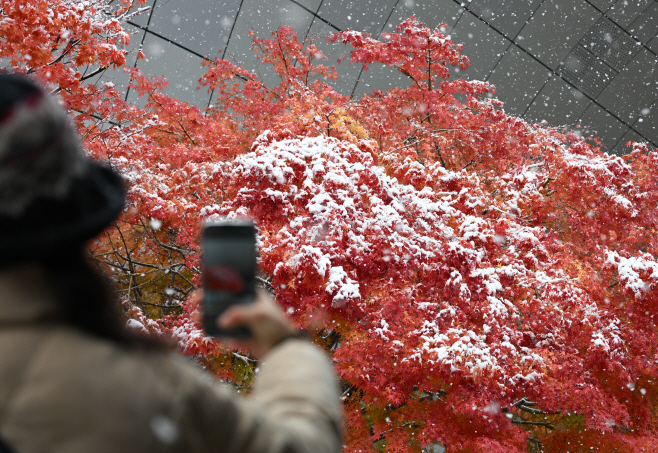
[{"left": 0, "top": 73, "right": 125, "bottom": 263}]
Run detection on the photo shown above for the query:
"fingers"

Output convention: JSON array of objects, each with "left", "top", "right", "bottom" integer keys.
[
  {"left": 218, "top": 289, "right": 270, "bottom": 329},
  {"left": 189, "top": 290, "right": 203, "bottom": 323},
  {"left": 190, "top": 290, "right": 203, "bottom": 306},
  {"left": 217, "top": 305, "right": 249, "bottom": 329}
]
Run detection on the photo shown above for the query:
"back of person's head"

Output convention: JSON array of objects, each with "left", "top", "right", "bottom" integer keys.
[
  {"left": 0, "top": 73, "right": 155, "bottom": 347},
  {"left": 0, "top": 72, "right": 125, "bottom": 265}
]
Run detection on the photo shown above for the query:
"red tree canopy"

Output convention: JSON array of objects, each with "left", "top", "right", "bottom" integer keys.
[{"left": 3, "top": 2, "right": 658, "bottom": 451}]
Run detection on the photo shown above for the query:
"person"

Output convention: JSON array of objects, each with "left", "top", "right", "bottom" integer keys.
[{"left": 0, "top": 73, "right": 342, "bottom": 453}]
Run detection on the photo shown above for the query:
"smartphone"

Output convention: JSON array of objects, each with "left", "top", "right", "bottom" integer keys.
[{"left": 202, "top": 219, "right": 257, "bottom": 338}]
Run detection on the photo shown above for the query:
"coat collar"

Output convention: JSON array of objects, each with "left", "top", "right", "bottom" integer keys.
[{"left": 0, "top": 265, "right": 59, "bottom": 324}]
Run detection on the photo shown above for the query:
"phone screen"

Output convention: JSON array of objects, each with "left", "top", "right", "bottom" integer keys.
[{"left": 202, "top": 220, "right": 256, "bottom": 338}]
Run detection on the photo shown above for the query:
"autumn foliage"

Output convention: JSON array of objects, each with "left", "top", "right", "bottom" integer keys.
[{"left": 3, "top": 1, "right": 658, "bottom": 451}]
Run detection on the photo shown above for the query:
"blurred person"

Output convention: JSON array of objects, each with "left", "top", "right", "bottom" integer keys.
[{"left": 0, "top": 73, "right": 342, "bottom": 453}]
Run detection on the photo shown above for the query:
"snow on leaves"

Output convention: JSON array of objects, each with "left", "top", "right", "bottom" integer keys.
[
  {"left": 605, "top": 251, "right": 658, "bottom": 297},
  {"left": 189, "top": 131, "right": 645, "bottom": 439},
  {"left": 102, "top": 26, "right": 658, "bottom": 450},
  {"left": 0, "top": 0, "right": 145, "bottom": 112}
]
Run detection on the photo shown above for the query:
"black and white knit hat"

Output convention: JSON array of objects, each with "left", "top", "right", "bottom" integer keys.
[{"left": 0, "top": 73, "right": 125, "bottom": 263}]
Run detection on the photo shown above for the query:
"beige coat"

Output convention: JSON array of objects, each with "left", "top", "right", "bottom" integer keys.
[{"left": 0, "top": 266, "right": 342, "bottom": 453}]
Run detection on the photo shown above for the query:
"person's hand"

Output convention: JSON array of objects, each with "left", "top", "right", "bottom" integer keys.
[{"left": 218, "top": 289, "right": 299, "bottom": 357}]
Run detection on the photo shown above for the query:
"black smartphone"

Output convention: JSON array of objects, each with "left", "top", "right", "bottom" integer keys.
[{"left": 202, "top": 219, "right": 257, "bottom": 338}]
